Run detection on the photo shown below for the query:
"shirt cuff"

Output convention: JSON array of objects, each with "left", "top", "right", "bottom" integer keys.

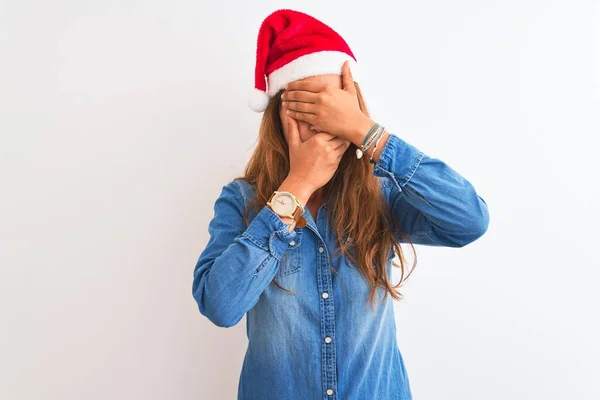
[
  {"left": 241, "top": 205, "right": 302, "bottom": 261},
  {"left": 372, "top": 132, "right": 425, "bottom": 188}
]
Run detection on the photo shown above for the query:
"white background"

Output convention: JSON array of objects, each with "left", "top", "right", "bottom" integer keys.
[{"left": 1, "top": 1, "right": 599, "bottom": 399}]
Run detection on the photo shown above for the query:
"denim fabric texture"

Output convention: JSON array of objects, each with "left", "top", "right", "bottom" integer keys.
[{"left": 192, "top": 132, "right": 490, "bottom": 400}]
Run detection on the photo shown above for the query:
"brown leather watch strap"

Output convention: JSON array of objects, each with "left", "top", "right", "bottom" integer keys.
[{"left": 292, "top": 206, "right": 307, "bottom": 228}]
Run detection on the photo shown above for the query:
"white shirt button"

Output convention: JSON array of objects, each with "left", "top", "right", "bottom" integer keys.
[
  {"left": 322, "top": 292, "right": 329, "bottom": 299},
  {"left": 326, "top": 389, "right": 334, "bottom": 395},
  {"left": 318, "top": 246, "right": 324, "bottom": 253},
  {"left": 289, "top": 240, "right": 295, "bottom": 246},
  {"left": 325, "top": 336, "right": 332, "bottom": 343}
]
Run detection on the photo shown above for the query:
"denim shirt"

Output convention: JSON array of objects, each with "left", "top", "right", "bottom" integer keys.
[{"left": 192, "top": 132, "right": 489, "bottom": 400}]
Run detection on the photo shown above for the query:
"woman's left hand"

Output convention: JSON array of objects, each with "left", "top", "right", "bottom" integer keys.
[{"left": 281, "top": 61, "right": 374, "bottom": 144}]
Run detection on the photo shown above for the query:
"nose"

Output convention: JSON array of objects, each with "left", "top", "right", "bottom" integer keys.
[{"left": 309, "top": 125, "right": 319, "bottom": 132}]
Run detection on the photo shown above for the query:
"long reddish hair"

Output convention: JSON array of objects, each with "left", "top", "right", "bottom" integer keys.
[{"left": 234, "top": 82, "right": 417, "bottom": 310}]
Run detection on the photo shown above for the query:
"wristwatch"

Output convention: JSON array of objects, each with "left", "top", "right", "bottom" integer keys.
[{"left": 266, "top": 190, "right": 307, "bottom": 229}]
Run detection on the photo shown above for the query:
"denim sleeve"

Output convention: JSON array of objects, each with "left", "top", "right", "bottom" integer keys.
[
  {"left": 373, "top": 132, "right": 490, "bottom": 247},
  {"left": 191, "top": 180, "right": 298, "bottom": 328}
]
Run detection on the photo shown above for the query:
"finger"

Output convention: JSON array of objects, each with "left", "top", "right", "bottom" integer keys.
[
  {"left": 342, "top": 61, "right": 356, "bottom": 95},
  {"left": 285, "top": 109, "right": 316, "bottom": 125},
  {"left": 329, "top": 137, "right": 346, "bottom": 150},
  {"left": 320, "top": 132, "right": 348, "bottom": 142},
  {"left": 314, "top": 132, "right": 336, "bottom": 141},
  {"left": 282, "top": 90, "right": 318, "bottom": 103},
  {"left": 308, "top": 132, "right": 334, "bottom": 144},
  {"left": 335, "top": 139, "right": 351, "bottom": 151},
  {"left": 327, "top": 136, "right": 344, "bottom": 145},
  {"left": 285, "top": 80, "right": 327, "bottom": 93},
  {"left": 283, "top": 100, "right": 317, "bottom": 114},
  {"left": 333, "top": 141, "right": 350, "bottom": 160},
  {"left": 285, "top": 114, "right": 301, "bottom": 147}
]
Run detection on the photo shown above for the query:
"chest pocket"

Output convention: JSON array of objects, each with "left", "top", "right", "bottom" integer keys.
[
  {"left": 340, "top": 235, "right": 358, "bottom": 269},
  {"left": 276, "top": 229, "right": 304, "bottom": 277}
]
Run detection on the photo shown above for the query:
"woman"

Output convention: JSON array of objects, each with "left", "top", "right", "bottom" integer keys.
[{"left": 192, "top": 9, "right": 489, "bottom": 400}]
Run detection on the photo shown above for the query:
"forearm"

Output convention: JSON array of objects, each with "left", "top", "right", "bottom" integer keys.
[
  {"left": 193, "top": 182, "right": 303, "bottom": 327},
  {"left": 360, "top": 122, "right": 489, "bottom": 247}
]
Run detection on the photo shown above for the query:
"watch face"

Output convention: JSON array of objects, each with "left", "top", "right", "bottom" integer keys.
[{"left": 271, "top": 192, "right": 296, "bottom": 215}]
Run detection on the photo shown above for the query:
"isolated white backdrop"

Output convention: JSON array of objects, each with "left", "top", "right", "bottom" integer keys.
[{"left": 1, "top": 1, "right": 599, "bottom": 399}]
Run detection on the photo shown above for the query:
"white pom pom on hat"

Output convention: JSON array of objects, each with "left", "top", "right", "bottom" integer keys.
[
  {"left": 248, "top": 9, "right": 359, "bottom": 113},
  {"left": 248, "top": 88, "right": 270, "bottom": 112}
]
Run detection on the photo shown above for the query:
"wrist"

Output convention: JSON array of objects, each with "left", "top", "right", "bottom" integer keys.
[
  {"left": 278, "top": 176, "right": 314, "bottom": 207},
  {"left": 352, "top": 117, "right": 377, "bottom": 147}
]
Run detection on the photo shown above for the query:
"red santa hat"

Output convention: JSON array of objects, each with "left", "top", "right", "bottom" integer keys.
[{"left": 248, "top": 9, "right": 359, "bottom": 112}]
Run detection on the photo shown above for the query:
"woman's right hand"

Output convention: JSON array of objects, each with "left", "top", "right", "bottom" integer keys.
[{"left": 282, "top": 114, "right": 351, "bottom": 198}]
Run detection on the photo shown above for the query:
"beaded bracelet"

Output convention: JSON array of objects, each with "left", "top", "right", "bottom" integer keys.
[
  {"left": 366, "top": 125, "right": 384, "bottom": 150},
  {"left": 356, "top": 123, "right": 385, "bottom": 159},
  {"left": 369, "top": 128, "right": 389, "bottom": 164},
  {"left": 362, "top": 123, "right": 380, "bottom": 148},
  {"left": 356, "top": 123, "right": 379, "bottom": 158}
]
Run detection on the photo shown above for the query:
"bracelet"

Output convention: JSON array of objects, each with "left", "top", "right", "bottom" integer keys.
[
  {"left": 369, "top": 128, "right": 389, "bottom": 164},
  {"left": 362, "top": 123, "right": 380, "bottom": 147},
  {"left": 356, "top": 123, "right": 384, "bottom": 159},
  {"left": 363, "top": 124, "right": 383, "bottom": 152}
]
